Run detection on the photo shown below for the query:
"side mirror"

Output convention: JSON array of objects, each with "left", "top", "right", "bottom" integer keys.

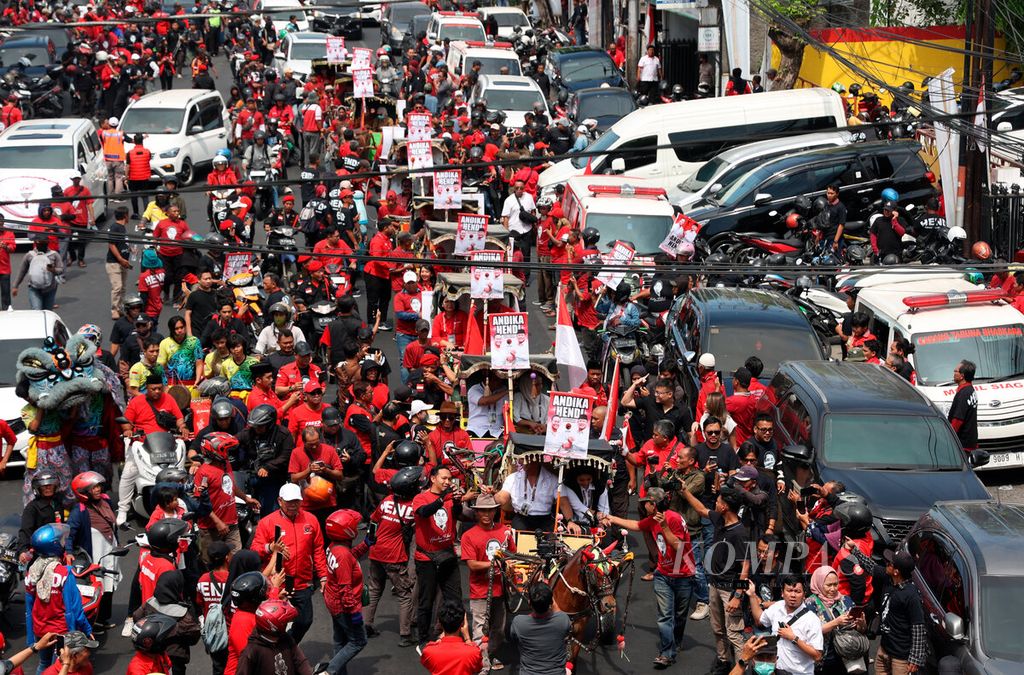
[
  {"left": 682, "top": 350, "right": 696, "bottom": 363},
  {"left": 943, "top": 612, "right": 967, "bottom": 641},
  {"left": 708, "top": 182, "right": 722, "bottom": 194},
  {"left": 782, "top": 444, "right": 813, "bottom": 465},
  {"left": 188, "top": 124, "right": 203, "bottom": 135},
  {"left": 754, "top": 192, "right": 773, "bottom": 206},
  {"left": 610, "top": 157, "right": 625, "bottom": 174},
  {"left": 997, "top": 120, "right": 1013, "bottom": 132},
  {"left": 969, "top": 449, "right": 990, "bottom": 468},
  {"left": 109, "top": 546, "right": 132, "bottom": 557}
]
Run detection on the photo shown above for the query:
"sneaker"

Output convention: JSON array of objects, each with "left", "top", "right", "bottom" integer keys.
[
  {"left": 531, "top": 300, "right": 545, "bottom": 306},
  {"left": 121, "top": 616, "right": 134, "bottom": 638},
  {"left": 489, "top": 659, "right": 504, "bottom": 671},
  {"left": 415, "top": 644, "right": 423, "bottom": 656},
  {"left": 378, "top": 323, "right": 392, "bottom": 331},
  {"left": 397, "top": 636, "right": 415, "bottom": 648},
  {"left": 365, "top": 625, "right": 380, "bottom": 638},
  {"left": 690, "top": 601, "right": 710, "bottom": 621}
]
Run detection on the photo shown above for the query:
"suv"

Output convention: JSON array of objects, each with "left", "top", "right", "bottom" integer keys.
[
  {"left": 380, "top": 1, "right": 430, "bottom": 53},
  {"left": 426, "top": 11, "right": 486, "bottom": 45},
  {"left": 469, "top": 74, "right": 546, "bottom": 127},
  {"left": 120, "top": 89, "right": 230, "bottom": 185},
  {"left": 566, "top": 86, "right": 636, "bottom": 132},
  {"left": 762, "top": 361, "right": 990, "bottom": 547},
  {"left": 667, "top": 287, "right": 828, "bottom": 401},
  {"left": 685, "top": 140, "right": 934, "bottom": 238},
  {"left": 545, "top": 47, "right": 625, "bottom": 99},
  {"left": 903, "top": 501, "right": 1024, "bottom": 674}
]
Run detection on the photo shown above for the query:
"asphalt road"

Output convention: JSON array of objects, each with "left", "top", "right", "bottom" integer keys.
[{"left": 0, "top": 36, "right": 1020, "bottom": 675}]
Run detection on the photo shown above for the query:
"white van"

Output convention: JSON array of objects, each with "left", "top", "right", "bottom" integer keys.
[
  {"left": 538, "top": 88, "right": 848, "bottom": 196},
  {"left": 446, "top": 40, "right": 522, "bottom": 81},
  {"left": 255, "top": 0, "right": 310, "bottom": 32}
]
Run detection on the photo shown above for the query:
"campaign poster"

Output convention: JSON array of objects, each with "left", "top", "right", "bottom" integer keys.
[
  {"left": 455, "top": 212, "right": 488, "bottom": 255},
  {"left": 470, "top": 250, "right": 504, "bottom": 299},
  {"left": 223, "top": 252, "right": 252, "bottom": 280},
  {"left": 596, "top": 241, "right": 636, "bottom": 289},
  {"left": 543, "top": 393, "right": 592, "bottom": 460},
  {"left": 489, "top": 312, "right": 529, "bottom": 370},
  {"left": 407, "top": 140, "right": 434, "bottom": 170},
  {"left": 352, "top": 68, "right": 374, "bottom": 98},
  {"left": 433, "top": 169, "right": 463, "bottom": 210},
  {"left": 326, "top": 36, "right": 346, "bottom": 64},
  {"left": 406, "top": 112, "right": 432, "bottom": 141},
  {"left": 659, "top": 213, "right": 700, "bottom": 256},
  {"left": 350, "top": 47, "right": 372, "bottom": 71}
]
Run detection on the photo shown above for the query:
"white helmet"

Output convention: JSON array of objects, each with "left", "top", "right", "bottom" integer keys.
[
  {"left": 212, "top": 154, "right": 228, "bottom": 165},
  {"left": 96, "top": 50, "right": 109, "bottom": 62},
  {"left": 946, "top": 226, "right": 967, "bottom": 242}
]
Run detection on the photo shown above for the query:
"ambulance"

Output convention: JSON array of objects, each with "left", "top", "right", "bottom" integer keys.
[
  {"left": 445, "top": 40, "right": 522, "bottom": 83},
  {"left": 425, "top": 11, "right": 486, "bottom": 45},
  {"left": 562, "top": 175, "right": 675, "bottom": 255}
]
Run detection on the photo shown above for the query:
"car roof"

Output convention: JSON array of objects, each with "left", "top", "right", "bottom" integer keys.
[
  {"left": 779, "top": 360, "right": 935, "bottom": 414},
  {"left": 288, "top": 31, "right": 328, "bottom": 42},
  {"left": 574, "top": 86, "right": 632, "bottom": 98},
  {"left": 478, "top": 74, "right": 541, "bottom": 89},
  {"left": 930, "top": 501, "right": 1024, "bottom": 576},
  {"left": 566, "top": 175, "right": 673, "bottom": 215},
  {"left": 128, "top": 88, "right": 217, "bottom": 108},
  {"left": 551, "top": 46, "right": 607, "bottom": 58},
  {"left": 689, "top": 287, "right": 812, "bottom": 328},
  {"left": 0, "top": 35, "right": 51, "bottom": 47},
  {"left": 751, "top": 140, "right": 921, "bottom": 175},
  {"left": 1, "top": 310, "right": 60, "bottom": 337},
  {"left": 710, "top": 130, "right": 859, "bottom": 164},
  {"left": 479, "top": 6, "right": 526, "bottom": 12},
  {"left": 451, "top": 42, "right": 517, "bottom": 57},
  {"left": 1, "top": 118, "right": 91, "bottom": 144}
]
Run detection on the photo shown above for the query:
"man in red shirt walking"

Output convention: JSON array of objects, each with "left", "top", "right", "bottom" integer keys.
[
  {"left": 364, "top": 218, "right": 397, "bottom": 331},
  {"left": 151, "top": 204, "right": 192, "bottom": 300},
  {"left": 420, "top": 603, "right": 483, "bottom": 675},
  {"left": 0, "top": 213, "right": 16, "bottom": 309},
  {"left": 62, "top": 174, "right": 94, "bottom": 268},
  {"left": 364, "top": 468, "right": 417, "bottom": 645},
  {"left": 393, "top": 270, "right": 423, "bottom": 377}
]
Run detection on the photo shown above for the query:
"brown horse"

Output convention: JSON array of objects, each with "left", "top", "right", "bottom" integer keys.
[{"left": 549, "top": 542, "right": 633, "bottom": 668}]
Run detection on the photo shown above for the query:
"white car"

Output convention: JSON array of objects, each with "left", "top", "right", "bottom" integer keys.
[
  {"left": 0, "top": 310, "right": 69, "bottom": 468},
  {"left": 273, "top": 31, "right": 331, "bottom": 81},
  {"left": 0, "top": 118, "right": 108, "bottom": 241},
  {"left": 477, "top": 6, "right": 531, "bottom": 39},
  {"left": 470, "top": 74, "right": 546, "bottom": 128},
  {"left": 426, "top": 11, "right": 486, "bottom": 44},
  {"left": 119, "top": 89, "right": 232, "bottom": 186},
  {"left": 256, "top": 0, "right": 310, "bottom": 32}
]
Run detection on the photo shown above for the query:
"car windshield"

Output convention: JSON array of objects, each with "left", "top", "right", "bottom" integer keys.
[
  {"left": 571, "top": 129, "right": 618, "bottom": 169},
  {"left": 822, "top": 413, "right": 964, "bottom": 469},
  {"left": 559, "top": 53, "right": 617, "bottom": 84},
  {"left": 491, "top": 12, "right": 528, "bottom": 26},
  {"left": 288, "top": 41, "right": 327, "bottom": 60},
  {"left": 439, "top": 24, "right": 486, "bottom": 41},
  {"left": 0, "top": 338, "right": 50, "bottom": 386},
  {"left": 981, "top": 575, "right": 1024, "bottom": 660},
  {"left": 389, "top": 3, "right": 428, "bottom": 22},
  {"left": 705, "top": 323, "right": 822, "bottom": 375},
  {"left": 476, "top": 57, "right": 521, "bottom": 76},
  {"left": 0, "top": 145, "right": 72, "bottom": 169},
  {"left": 483, "top": 87, "right": 543, "bottom": 111},
  {"left": 578, "top": 92, "right": 634, "bottom": 120},
  {"left": 120, "top": 107, "right": 183, "bottom": 134},
  {"left": 583, "top": 213, "right": 671, "bottom": 254},
  {"left": 408, "top": 15, "right": 430, "bottom": 33},
  {"left": 267, "top": 9, "right": 304, "bottom": 22},
  {"left": 912, "top": 325, "right": 1024, "bottom": 386},
  {"left": 0, "top": 46, "right": 49, "bottom": 68},
  {"left": 679, "top": 156, "right": 727, "bottom": 192}
]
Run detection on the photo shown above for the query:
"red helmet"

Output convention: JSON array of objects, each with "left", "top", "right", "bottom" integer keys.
[
  {"left": 314, "top": 183, "right": 327, "bottom": 197},
  {"left": 971, "top": 241, "right": 992, "bottom": 261},
  {"left": 71, "top": 471, "right": 105, "bottom": 501},
  {"left": 785, "top": 213, "right": 802, "bottom": 230},
  {"left": 255, "top": 599, "right": 298, "bottom": 635},
  {"left": 325, "top": 509, "right": 361, "bottom": 542},
  {"left": 201, "top": 431, "right": 238, "bottom": 463}
]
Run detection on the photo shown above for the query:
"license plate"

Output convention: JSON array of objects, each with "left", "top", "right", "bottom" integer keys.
[
  {"left": 979, "top": 450, "right": 1024, "bottom": 469},
  {"left": 330, "top": 275, "right": 345, "bottom": 286},
  {"left": 78, "top": 584, "right": 95, "bottom": 597},
  {"left": 240, "top": 286, "right": 259, "bottom": 296}
]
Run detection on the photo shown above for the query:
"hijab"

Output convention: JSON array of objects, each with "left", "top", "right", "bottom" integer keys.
[
  {"left": 514, "top": 374, "right": 548, "bottom": 423},
  {"left": 222, "top": 549, "right": 262, "bottom": 608},
  {"left": 810, "top": 565, "right": 839, "bottom": 607},
  {"left": 149, "top": 569, "right": 188, "bottom": 617}
]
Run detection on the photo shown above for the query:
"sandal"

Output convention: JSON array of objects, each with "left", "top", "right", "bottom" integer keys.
[
  {"left": 490, "top": 659, "right": 504, "bottom": 671},
  {"left": 641, "top": 572, "right": 654, "bottom": 582}
]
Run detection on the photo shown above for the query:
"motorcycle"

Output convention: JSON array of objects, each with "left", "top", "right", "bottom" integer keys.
[
  {"left": 308, "top": 299, "right": 339, "bottom": 346},
  {"left": 69, "top": 545, "right": 131, "bottom": 621},
  {"left": 227, "top": 268, "right": 266, "bottom": 340},
  {"left": 261, "top": 224, "right": 299, "bottom": 280},
  {"left": 209, "top": 188, "right": 234, "bottom": 231},
  {"left": 600, "top": 323, "right": 650, "bottom": 386},
  {"left": 128, "top": 430, "right": 187, "bottom": 520},
  {"left": 248, "top": 162, "right": 279, "bottom": 221},
  {"left": 0, "top": 532, "right": 20, "bottom": 614}
]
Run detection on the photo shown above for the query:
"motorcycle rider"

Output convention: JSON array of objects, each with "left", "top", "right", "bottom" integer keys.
[
  {"left": 192, "top": 398, "right": 247, "bottom": 456},
  {"left": 127, "top": 614, "right": 177, "bottom": 675},
  {"left": 376, "top": 55, "right": 400, "bottom": 99},
  {"left": 0, "top": 95, "right": 22, "bottom": 130},
  {"left": 18, "top": 471, "right": 64, "bottom": 562},
  {"left": 139, "top": 518, "right": 190, "bottom": 606},
  {"left": 601, "top": 282, "right": 641, "bottom": 336},
  {"left": 868, "top": 200, "right": 907, "bottom": 263},
  {"left": 236, "top": 404, "right": 296, "bottom": 516},
  {"left": 193, "top": 432, "right": 260, "bottom": 559},
  {"left": 225, "top": 571, "right": 273, "bottom": 675},
  {"left": 242, "top": 131, "right": 276, "bottom": 176},
  {"left": 67, "top": 472, "right": 119, "bottom": 631},
  {"left": 207, "top": 154, "right": 239, "bottom": 225}
]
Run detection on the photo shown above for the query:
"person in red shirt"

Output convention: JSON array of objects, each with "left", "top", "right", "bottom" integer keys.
[
  {"left": 425, "top": 401, "right": 472, "bottom": 469},
  {"left": 376, "top": 190, "right": 408, "bottom": 220},
  {"left": 195, "top": 540, "right": 230, "bottom": 620},
  {"left": 38, "top": 632, "right": 96, "bottom": 675},
  {"left": 287, "top": 380, "right": 327, "bottom": 441},
  {"left": 608, "top": 42, "right": 626, "bottom": 69},
  {"left": 460, "top": 494, "right": 515, "bottom": 670},
  {"left": 139, "top": 517, "right": 190, "bottom": 605},
  {"left": 364, "top": 469, "right": 417, "bottom": 643},
  {"left": 275, "top": 344, "right": 323, "bottom": 398},
  {"left": 393, "top": 270, "right": 424, "bottom": 368},
  {"left": 364, "top": 218, "right": 397, "bottom": 330},
  {"left": 251, "top": 483, "right": 329, "bottom": 643},
  {"left": 420, "top": 602, "right": 483, "bottom": 675},
  {"left": 0, "top": 214, "right": 15, "bottom": 310},
  {"left": 29, "top": 204, "right": 61, "bottom": 252},
  {"left": 288, "top": 426, "right": 344, "bottom": 518},
  {"left": 248, "top": 362, "right": 301, "bottom": 421},
  {"left": 628, "top": 419, "right": 684, "bottom": 497},
  {"left": 225, "top": 571, "right": 275, "bottom": 675},
  {"left": 431, "top": 294, "right": 468, "bottom": 350},
  {"left": 137, "top": 249, "right": 165, "bottom": 319},
  {"left": 126, "top": 615, "right": 174, "bottom": 675},
  {"left": 151, "top": 204, "right": 192, "bottom": 299},
  {"left": 62, "top": 175, "right": 94, "bottom": 268},
  {"left": 193, "top": 432, "right": 258, "bottom": 559},
  {"left": 570, "top": 271, "right": 602, "bottom": 360},
  {"left": 312, "top": 228, "right": 354, "bottom": 274},
  {"left": 694, "top": 353, "right": 720, "bottom": 422},
  {"left": 122, "top": 375, "right": 187, "bottom": 436},
  {"left": 577, "top": 362, "right": 609, "bottom": 407},
  {"left": 401, "top": 319, "right": 434, "bottom": 373},
  {"left": 322, "top": 509, "right": 368, "bottom": 675},
  {"left": 726, "top": 367, "right": 762, "bottom": 445}
]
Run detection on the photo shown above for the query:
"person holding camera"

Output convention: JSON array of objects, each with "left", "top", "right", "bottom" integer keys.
[
  {"left": 601, "top": 487, "right": 697, "bottom": 669},
  {"left": 746, "top": 574, "right": 824, "bottom": 675}
]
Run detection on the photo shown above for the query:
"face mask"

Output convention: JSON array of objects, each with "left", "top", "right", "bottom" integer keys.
[{"left": 753, "top": 662, "right": 775, "bottom": 675}]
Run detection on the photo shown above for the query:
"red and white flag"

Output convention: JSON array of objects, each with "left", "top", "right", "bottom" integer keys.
[
  {"left": 555, "top": 284, "right": 587, "bottom": 390},
  {"left": 975, "top": 74, "right": 988, "bottom": 153},
  {"left": 602, "top": 357, "right": 620, "bottom": 440}
]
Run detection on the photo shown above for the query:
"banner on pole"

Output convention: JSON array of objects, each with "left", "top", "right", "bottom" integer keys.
[
  {"left": 433, "top": 169, "right": 463, "bottom": 210},
  {"left": 470, "top": 250, "right": 505, "bottom": 299},
  {"left": 455, "top": 212, "right": 488, "bottom": 255},
  {"left": 543, "top": 393, "right": 593, "bottom": 459},
  {"left": 489, "top": 312, "right": 529, "bottom": 370}
]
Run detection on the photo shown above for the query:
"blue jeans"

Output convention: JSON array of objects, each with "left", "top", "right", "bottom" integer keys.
[
  {"left": 327, "top": 611, "right": 367, "bottom": 675},
  {"left": 395, "top": 332, "right": 416, "bottom": 382},
  {"left": 27, "top": 286, "right": 57, "bottom": 310},
  {"left": 653, "top": 572, "right": 697, "bottom": 660},
  {"left": 694, "top": 517, "right": 714, "bottom": 603}
]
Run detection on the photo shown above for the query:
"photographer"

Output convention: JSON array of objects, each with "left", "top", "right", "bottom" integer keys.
[{"left": 746, "top": 575, "right": 823, "bottom": 675}]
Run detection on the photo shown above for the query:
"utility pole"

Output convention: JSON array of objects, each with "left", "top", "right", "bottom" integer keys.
[
  {"left": 626, "top": 0, "right": 639, "bottom": 88},
  {"left": 960, "top": 0, "right": 993, "bottom": 244}
]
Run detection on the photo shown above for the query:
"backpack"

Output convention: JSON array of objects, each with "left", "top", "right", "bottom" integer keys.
[
  {"left": 298, "top": 201, "right": 318, "bottom": 234},
  {"left": 27, "top": 252, "right": 54, "bottom": 289},
  {"left": 201, "top": 598, "right": 228, "bottom": 653}
]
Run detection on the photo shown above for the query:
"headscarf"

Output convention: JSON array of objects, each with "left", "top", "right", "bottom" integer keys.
[
  {"left": 222, "top": 549, "right": 262, "bottom": 608},
  {"left": 810, "top": 565, "right": 839, "bottom": 607},
  {"left": 514, "top": 374, "right": 548, "bottom": 423},
  {"left": 148, "top": 569, "right": 187, "bottom": 618}
]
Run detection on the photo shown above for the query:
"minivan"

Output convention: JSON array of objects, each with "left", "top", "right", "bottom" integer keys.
[{"left": 537, "top": 87, "right": 847, "bottom": 196}]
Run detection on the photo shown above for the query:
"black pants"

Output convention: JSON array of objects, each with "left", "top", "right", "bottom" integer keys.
[
  {"left": 415, "top": 556, "right": 462, "bottom": 645},
  {"left": 511, "top": 513, "right": 554, "bottom": 532},
  {"left": 162, "top": 253, "right": 183, "bottom": 298},
  {"left": 0, "top": 274, "right": 11, "bottom": 310},
  {"left": 609, "top": 478, "right": 630, "bottom": 519},
  {"left": 288, "top": 586, "right": 315, "bottom": 643},
  {"left": 67, "top": 229, "right": 88, "bottom": 263},
  {"left": 365, "top": 274, "right": 391, "bottom": 324},
  {"left": 210, "top": 648, "right": 227, "bottom": 675},
  {"left": 160, "top": 74, "right": 174, "bottom": 91}
]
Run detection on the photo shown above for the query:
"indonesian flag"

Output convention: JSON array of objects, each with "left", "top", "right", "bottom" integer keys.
[
  {"left": 975, "top": 74, "right": 988, "bottom": 153},
  {"left": 555, "top": 284, "right": 587, "bottom": 390},
  {"left": 645, "top": 5, "right": 655, "bottom": 46},
  {"left": 602, "top": 356, "right": 620, "bottom": 440},
  {"left": 464, "top": 301, "right": 484, "bottom": 356},
  {"left": 502, "top": 400, "right": 515, "bottom": 442}
]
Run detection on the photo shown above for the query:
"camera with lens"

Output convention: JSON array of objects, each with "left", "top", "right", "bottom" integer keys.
[{"left": 535, "top": 530, "right": 559, "bottom": 560}]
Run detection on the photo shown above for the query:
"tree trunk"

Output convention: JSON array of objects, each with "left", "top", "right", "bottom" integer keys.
[{"left": 768, "top": 26, "right": 807, "bottom": 90}]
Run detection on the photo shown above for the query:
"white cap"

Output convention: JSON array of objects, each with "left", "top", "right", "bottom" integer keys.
[
  {"left": 108, "top": 116, "right": 119, "bottom": 126},
  {"left": 698, "top": 353, "right": 716, "bottom": 368},
  {"left": 279, "top": 483, "right": 302, "bottom": 501},
  {"left": 131, "top": 53, "right": 140, "bottom": 60},
  {"left": 410, "top": 400, "right": 432, "bottom": 417},
  {"left": 69, "top": 171, "right": 82, "bottom": 180},
  {"left": 403, "top": 270, "right": 418, "bottom": 283},
  {"left": 441, "top": 132, "right": 452, "bottom": 139},
  {"left": 577, "top": 124, "right": 587, "bottom": 133}
]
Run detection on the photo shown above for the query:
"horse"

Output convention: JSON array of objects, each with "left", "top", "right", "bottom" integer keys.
[{"left": 548, "top": 541, "right": 634, "bottom": 669}]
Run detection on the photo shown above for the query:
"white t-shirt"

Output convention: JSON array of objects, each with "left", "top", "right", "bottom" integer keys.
[
  {"left": 501, "top": 191, "right": 537, "bottom": 235},
  {"left": 500, "top": 467, "right": 559, "bottom": 516},
  {"left": 467, "top": 382, "right": 508, "bottom": 437},
  {"left": 638, "top": 55, "right": 661, "bottom": 82},
  {"left": 564, "top": 485, "right": 609, "bottom": 520},
  {"left": 254, "top": 324, "right": 306, "bottom": 355},
  {"left": 759, "top": 601, "right": 824, "bottom": 675}
]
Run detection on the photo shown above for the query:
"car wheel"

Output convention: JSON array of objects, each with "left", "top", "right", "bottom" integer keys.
[{"left": 178, "top": 158, "right": 193, "bottom": 186}]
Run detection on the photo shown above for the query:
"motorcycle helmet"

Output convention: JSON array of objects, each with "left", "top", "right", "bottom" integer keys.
[
  {"left": 706, "top": 252, "right": 729, "bottom": 265},
  {"left": 201, "top": 431, "right": 239, "bottom": 463},
  {"left": 785, "top": 213, "right": 803, "bottom": 229},
  {"left": 211, "top": 399, "right": 235, "bottom": 422},
  {"left": 880, "top": 187, "right": 900, "bottom": 202},
  {"left": 971, "top": 241, "right": 992, "bottom": 260},
  {"left": 325, "top": 509, "right": 361, "bottom": 542},
  {"left": 881, "top": 253, "right": 900, "bottom": 265},
  {"left": 322, "top": 406, "right": 342, "bottom": 426},
  {"left": 155, "top": 188, "right": 170, "bottom": 207},
  {"left": 393, "top": 440, "right": 423, "bottom": 467},
  {"left": 834, "top": 500, "right": 873, "bottom": 539},
  {"left": 216, "top": 148, "right": 232, "bottom": 162},
  {"left": 254, "top": 130, "right": 267, "bottom": 142},
  {"left": 132, "top": 614, "right": 178, "bottom": 654},
  {"left": 268, "top": 302, "right": 290, "bottom": 318},
  {"left": 766, "top": 253, "right": 786, "bottom": 266},
  {"left": 671, "top": 83, "right": 683, "bottom": 96},
  {"left": 881, "top": 199, "right": 897, "bottom": 212},
  {"left": 946, "top": 226, "right": 967, "bottom": 243},
  {"left": 812, "top": 196, "right": 828, "bottom": 213},
  {"left": 123, "top": 295, "right": 145, "bottom": 312},
  {"left": 557, "top": 89, "right": 568, "bottom": 104},
  {"left": 581, "top": 227, "right": 600, "bottom": 247},
  {"left": 612, "top": 282, "right": 631, "bottom": 304},
  {"left": 468, "top": 145, "right": 484, "bottom": 161},
  {"left": 231, "top": 571, "right": 270, "bottom": 611},
  {"left": 155, "top": 467, "right": 188, "bottom": 485},
  {"left": 198, "top": 376, "right": 230, "bottom": 398},
  {"left": 303, "top": 476, "right": 335, "bottom": 509},
  {"left": 205, "top": 232, "right": 226, "bottom": 247},
  {"left": 264, "top": 68, "right": 277, "bottom": 81},
  {"left": 390, "top": 466, "right": 424, "bottom": 499},
  {"left": 248, "top": 404, "right": 278, "bottom": 429},
  {"left": 255, "top": 599, "right": 298, "bottom": 636},
  {"left": 696, "top": 82, "right": 712, "bottom": 97},
  {"left": 31, "top": 524, "right": 70, "bottom": 558},
  {"left": 77, "top": 323, "right": 102, "bottom": 346},
  {"left": 794, "top": 195, "right": 813, "bottom": 216},
  {"left": 637, "top": 95, "right": 649, "bottom": 107},
  {"left": 848, "top": 83, "right": 862, "bottom": 97},
  {"left": 212, "top": 154, "right": 228, "bottom": 167},
  {"left": 31, "top": 470, "right": 60, "bottom": 495},
  {"left": 71, "top": 471, "right": 105, "bottom": 502},
  {"left": 658, "top": 79, "right": 669, "bottom": 93},
  {"left": 146, "top": 517, "right": 189, "bottom": 554}
]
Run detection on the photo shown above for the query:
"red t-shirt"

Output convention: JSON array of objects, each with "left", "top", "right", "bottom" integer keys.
[
  {"left": 276, "top": 362, "right": 323, "bottom": 393},
  {"left": 370, "top": 495, "right": 414, "bottom": 563},
  {"left": 127, "top": 652, "right": 170, "bottom": 675},
  {"left": 247, "top": 384, "right": 285, "bottom": 416},
  {"left": 139, "top": 553, "right": 176, "bottom": 604},
  {"left": 420, "top": 635, "right": 483, "bottom": 675},
  {"left": 427, "top": 427, "right": 472, "bottom": 463},
  {"left": 638, "top": 510, "right": 695, "bottom": 578},
  {"left": 312, "top": 238, "right": 353, "bottom": 272},
  {"left": 393, "top": 290, "right": 424, "bottom": 336},
  {"left": 0, "top": 230, "right": 15, "bottom": 275},
  {"left": 124, "top": 392, "right": 183, "bottom": 435},
  {"left": 574, "top": 277, "right": 601, "bottom": 330},
  {"left": 288, "top": 403, "right": 324, "bottom": 441},
  {"left": 460, "top": 523, "right": 515, "bottom": 598},
  {"left": 42, "top": 663, "right": 93, "bottom": 675},
  {"left": 364, "top": 232, "right": 394, "bottom": 279},
  {"left": 726, "top": 391, "right": 761, "bottom": 445},
  {"left": 431, "top": 310, "right": 468, "bottom": 346},
  {"left": 412, "top": 490, "right": 455, "bottom": 561},
  {"left": 193, "top": 462, "right": 238, "bottom": 529},
  {"left": 152, "top": 217, "right": 192, "bottom": 257},
  {"left": 288, "top": 443, "right": 343, "bottom": 509}
]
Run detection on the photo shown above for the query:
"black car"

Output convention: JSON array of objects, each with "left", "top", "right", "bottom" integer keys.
[
  {"left": 544, "top": 47, "right": 625, "bottom": 100},
  {"left": 0, "top": 35, "right": 57, "bottom": 78},
  {"left": 667, "top": 287, "right": 829, "bottom": 403},
  {"left": 11, "top": 26, "right": 72, "bottom": 55},
  {"left": 380, "top": 1, "right": 431, "bottom": 54},
  {"left": 685, "top": 140, "right": 934, "bottom": 239},
  {"left": 763, "top": 361, "right": 990, "bottom": 548},
  {"left": 308, "top": 0, "right": 365, "bottom": 39},
  {"left": 567, "top": 86, "right": 636, "bottom": 132},
  {"left": 399, "top": 15, "right": 432, "bottom": 60},
  {"left": 903, "top": 501, "right": 1024, "bottom": 674}
]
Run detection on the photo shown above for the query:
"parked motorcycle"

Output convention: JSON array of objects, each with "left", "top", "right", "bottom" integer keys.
[{"left": 128, "top": 430, "right": 187, "bottom": 520}]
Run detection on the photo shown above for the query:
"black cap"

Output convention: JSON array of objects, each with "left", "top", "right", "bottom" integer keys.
[
  {"left": 294, "top": 341, "right": 313, "bottom": 356},
  {"left": 392, "top": 384, "right": 413, "bottom": 402},
  {"left": 322, "top": 406, "right": 342, "bottom": 425},
  {"left": 883, "top": 549, "right": 915, "bottom": 577},
  {"left": 144, "top": 373, "right": 163, "bottom": 386}
]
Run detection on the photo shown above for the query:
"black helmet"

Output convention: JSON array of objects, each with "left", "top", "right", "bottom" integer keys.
[
  {"left": 248, "top": 404, "right": 278, "bottom": 428},
  {"left": 198, "top": 376, "right": 230, "bottom": 398},
  {"left": 264, "top": 68, "right": 277, "bottom": 81},
  {"left": 671, "top": 83, "right": 683, "bottom": 95},
  {"left": 637, "top": 95, "right": 649, "bottom": 106},
  {"left": 393, "top": 440, "right": 423, "bottom": 467},
  {"left": 212, "top": 399, "right": 235, "bottom": 421},
  {"left": 123, "top": 295, "right": 145, "bottom": 310},
  {"left": 155, "top": 467, "right": 188, "bottom": 485},
  {"left": 557, "top": 89, "right": 568, "bottom": 104},
  {"left": 390, "top": 465, "right": 424, "bottom": 499},
  {"left": 32, "top": 470, "right": 60, "bottom": 494},
  {"left": 835, "top": 499, "right": 873, "bottom": 538},
  {"left": 205, "top": 231, "right": 226, "bottom": 247},
  {"left": 146, "top": 517, "right": 189, "bottom": 554},
  {"left": 900, "top": 80, "right": 914, "bottom": 91},
  {"left": 468, "top": 145, "right": 483, "bottom": 161},
  {"left": 848, "top": 83, "right": 862, "bottom": 96},
  {"left": 613, "top": 282, "right": 631, "bottom": 304},
  {"left": 812, "top": 196, "right": 828, "bottom": 214},
  {"left": 881, "top": 253, "right": 900, "bottom": 266},
  {"left": 766, "top": 253, "right": 786, "bottom": 266},
  {"left": 658, "top": 79, "right": 669, "bottom": 92},
  {"left": 322, "top": 406, "right": 342, "bottom": 426},
  {"left": 581, "top": 227, "right": 600, "bottom": 247},
  {"left": 132, "top": 614, "right": 178, "bottom": 653},
  {"left": 230, "top": 571, "right": 270, "bottom": 611},
  {"left": 794, "top": 195, "right": 812, "bottom": 215}
]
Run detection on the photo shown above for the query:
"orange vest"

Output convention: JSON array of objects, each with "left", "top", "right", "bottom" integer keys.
[
  {"left": 127, "top": 146, "right": 152, "bottom": 180},
  {"left": 100, "top": 128, "right": 126, "bottom": 162}
]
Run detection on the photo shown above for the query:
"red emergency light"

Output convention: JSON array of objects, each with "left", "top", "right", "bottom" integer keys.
[
  {"left": 464, "top": 40, "right": 513, "bottom": 48},
  {"left": 588, "top": 184, "right": 668, "bottom": 198},
  {"left": 438, "top": 10, "right": 480, "bottom": 17},
  {"left": 902, "top": 288, "right": 1005, "bottom": 310}
]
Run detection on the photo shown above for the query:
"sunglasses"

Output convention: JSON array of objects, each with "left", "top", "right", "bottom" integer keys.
[
  {"left": 307, "top": 390, "right": 323, "bottom": 396},
  {"left": 755, "top": 427, "right": 774, "bottom": 434},
  {"left": 705, "top": 429, "right": 722, "bottom": 436},
  {"left": 440, "top": 414, "right": 457, "bottom": 421}
]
